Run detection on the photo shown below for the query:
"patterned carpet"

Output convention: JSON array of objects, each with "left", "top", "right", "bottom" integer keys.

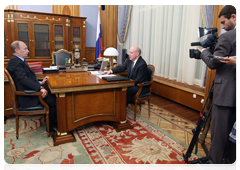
[
  {"left": 132, "top": 103, "right": 211, "bottom": 156},
  {"left": 4, "top": 104, "right": 206, "bottom": 164}
]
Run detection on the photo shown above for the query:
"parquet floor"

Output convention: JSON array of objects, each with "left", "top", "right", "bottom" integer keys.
[{"left": 127, "top": 94, "right": 211, "bottom": 157}]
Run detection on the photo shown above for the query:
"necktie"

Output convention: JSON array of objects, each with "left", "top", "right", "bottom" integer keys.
[
  {"left": 129, "top": 61, "right": 134, "bottom": 77},
  {"left": 24, "top": 59, "right": 28, "bottom": 66}
]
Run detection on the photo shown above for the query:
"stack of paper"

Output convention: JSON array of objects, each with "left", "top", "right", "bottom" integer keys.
[
  {"left": 89, "top": 71, "right": 103, "bottom": 75},
  {"left": 96, "top": 74, "right": 116, "bottom": 79},
  {"left": 28, "top": 62, "right": 43, "bottom": 74}
]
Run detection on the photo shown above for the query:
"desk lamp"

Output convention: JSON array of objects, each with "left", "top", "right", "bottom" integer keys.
[{"left": 103, "top": 47, "right": 119, "bottom": 70}]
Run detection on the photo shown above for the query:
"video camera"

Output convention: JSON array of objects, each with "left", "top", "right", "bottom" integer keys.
[{"left": 189, "top": 27, "right": 218, "bottom": 59}]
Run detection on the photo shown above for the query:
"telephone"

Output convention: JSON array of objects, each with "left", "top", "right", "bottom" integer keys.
[{"left": 97, "top": 57, "right": 117, "bottom": 63}]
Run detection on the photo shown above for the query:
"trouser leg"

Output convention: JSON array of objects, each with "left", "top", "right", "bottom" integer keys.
[
  {"left": 42, "top": 90, "right": 57, "bottom": 127},
  {"left": 126, "top": 86, "right": 139, "bottom": 106},
  {"left": 208, "top": 105, "right": 236, "bottom": 164}
]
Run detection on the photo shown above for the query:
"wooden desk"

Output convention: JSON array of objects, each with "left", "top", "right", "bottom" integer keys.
[{"left": 46, "top": 72, "right": 135, "bottom": 146}]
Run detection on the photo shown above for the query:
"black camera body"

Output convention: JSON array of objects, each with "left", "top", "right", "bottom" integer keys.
[{"left": 190, "top": 27, "right": 218, "bottom": 59}]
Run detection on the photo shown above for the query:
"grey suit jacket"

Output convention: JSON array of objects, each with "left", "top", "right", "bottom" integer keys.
[{"left": 200, "top": 29, "right": 236, "bottom": 107}]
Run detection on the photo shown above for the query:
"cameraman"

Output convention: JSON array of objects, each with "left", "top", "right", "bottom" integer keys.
[{"left": 197, "top": 5, "right": 236, "bottom": 164}]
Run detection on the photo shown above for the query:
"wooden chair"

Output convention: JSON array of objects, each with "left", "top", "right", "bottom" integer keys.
[
  {"left": 132, "top": 65, "right": 155, "bottom": 121},
  {"left": 51, "top": 49, "right": 73, "bottom": 67},
  {"left": 4, "top": 69, "right": 50, "bottom": 139}
]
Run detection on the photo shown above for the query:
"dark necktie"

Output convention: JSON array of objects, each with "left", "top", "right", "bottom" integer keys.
[
  {"left": 129, "top": 61, "right": 134, "bottom": 77},
  {"left": 24, "top": 59, "right": 28, "bottom": 66}
]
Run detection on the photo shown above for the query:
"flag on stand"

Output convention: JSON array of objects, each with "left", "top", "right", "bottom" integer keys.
[{"left": 96, "top": 9, "right": 103, "bottom": 60}]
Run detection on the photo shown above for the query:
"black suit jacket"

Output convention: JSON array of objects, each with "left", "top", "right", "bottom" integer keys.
[
  {"left": 7, "top": 55, "right": 41, "bottom": 108},
  {"left": 200, "top": 29, "right": 236, "bottom": 107},
  {"left": 112, "top": 56, "right": 149, "bottom": 87}
]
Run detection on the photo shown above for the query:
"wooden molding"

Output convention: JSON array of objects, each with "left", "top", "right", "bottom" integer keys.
[
  {"left": 52, "top": 5, "right": 80, "bottom": 17},
  {"left": 5, "top": 5, "right": 18, "bottom": 10}
]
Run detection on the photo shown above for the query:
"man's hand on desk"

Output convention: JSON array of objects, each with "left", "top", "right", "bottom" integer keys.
[
  {"left": 40, "top": 88, "right": 48, "bottom": 98},
  {"left": 101, "top": 70, "right": 112, "bottom": 75},
  {"left": 42, "top": 76, "right": 49, "bottom": 85}
]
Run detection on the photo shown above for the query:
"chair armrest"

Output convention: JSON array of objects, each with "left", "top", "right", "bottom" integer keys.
[
  {"left": 15, "top": 90, "right": 49, "bottom": 110},
  {"left": 23, "top": 90, "right": 38, "bottom": 94},
  {"left": 15, "top": 91, "right": 42, "bottom": 96},
  {"left": 137, "top": 80, "right": 153, "bottom": 87},
  {"left": 134, "top": 80, "right": 153, "bottom": 100}
]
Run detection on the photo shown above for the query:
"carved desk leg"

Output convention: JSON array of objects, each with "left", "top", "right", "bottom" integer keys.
[
  {"left": 112, "top": 87, "right": 133, "bottom": 132},
  {"left": 52, "top": 93, "right": 76, "bottom": 146}
]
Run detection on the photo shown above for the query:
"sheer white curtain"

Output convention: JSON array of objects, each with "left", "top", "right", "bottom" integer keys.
[{"left": 124, "top": 5, "right": 206, "bottom": 87}]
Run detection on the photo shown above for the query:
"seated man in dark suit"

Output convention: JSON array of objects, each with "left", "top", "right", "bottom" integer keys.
[
  {"left": 7, "top": 40, "right": 58, "bottom": 132},
  {"left": 102, "top": 46, "right": 149, "bottom": 106}
]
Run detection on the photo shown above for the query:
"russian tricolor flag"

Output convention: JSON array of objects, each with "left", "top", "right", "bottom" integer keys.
[{"left": 96, "top": 9, "right": 103, "bottom": 60}]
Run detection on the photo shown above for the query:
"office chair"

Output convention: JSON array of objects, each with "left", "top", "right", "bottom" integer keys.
[
  {"left": 52, "top": 49, "right": 73, "bottom": 67},
  {"left": 132, "top": 64, "right": 155, "bottom": 121},
  {"left": 4, "top": 69, "right": 50, "bottom": 139}
]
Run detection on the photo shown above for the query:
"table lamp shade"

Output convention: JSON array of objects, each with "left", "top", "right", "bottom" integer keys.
[
  {"left": 103, "top": 47, "right": 119, "bottom": 70},
  {"left": 103, "top": 47, "right": 119, "bottom": 56}
]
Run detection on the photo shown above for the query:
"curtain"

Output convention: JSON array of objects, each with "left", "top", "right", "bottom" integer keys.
[
  {"left": 202, "top": 5, "right": 214, "bottom": 86},
  {"left": 117, "top": 5, "right": 132, "bottom": 64},
  {"left": 124, "top": 5, "right": 206, "bottom": 87}
]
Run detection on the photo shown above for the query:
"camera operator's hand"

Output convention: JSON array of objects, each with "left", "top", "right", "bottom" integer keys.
[
  {"left": 219, "top": 56, "right": 236, "bottom": 65},
  {"left": 197, "top": 48, "right": 206, "bottom": 53}
]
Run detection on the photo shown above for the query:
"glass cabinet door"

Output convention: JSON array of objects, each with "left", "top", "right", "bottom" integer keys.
[
  {"left": 17, "top": 23, "right": 30, "bottom": 57},
  {"left": 17, "top": 23, "right": 29, "bottom": 46},
  {"left": 54, "top": 25, "right": 64, "bottom": 51},
  {"left": 72, "top": 27, "right": 81, "bottom": 54},
  {"left": 34, "top": 24, "right": 50, "bottom": 57},
  {"left": 4, "top": 31, "right": 7, "bottom": 58}
]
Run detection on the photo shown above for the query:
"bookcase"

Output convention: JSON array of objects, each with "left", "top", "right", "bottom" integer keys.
[{"left": 4, "top": 9, "right": 86, "bottom": 67}]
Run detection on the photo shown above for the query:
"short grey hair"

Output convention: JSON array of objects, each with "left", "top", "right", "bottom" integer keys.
[
  {"left": 11, "top": 41, "right": 21, "bottom": 53},
  {"left": 136, "top": 47, "right": 141, "bottom": 56}
]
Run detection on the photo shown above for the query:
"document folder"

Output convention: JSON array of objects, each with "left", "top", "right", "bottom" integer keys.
[{"left": 102, "top": 76, "right": 130, "bottom": 82}]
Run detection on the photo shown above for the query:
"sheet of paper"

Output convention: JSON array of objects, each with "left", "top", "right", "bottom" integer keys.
[
  {"left": 89, "top": 71, "right": 103, "bottom": 75},
  {"left": 96, "top": 74, "right": 116, "bottom": 79}
]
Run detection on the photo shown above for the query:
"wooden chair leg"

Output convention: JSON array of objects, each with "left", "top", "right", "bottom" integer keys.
[
  {"left": 140, "top": 102, "right": 142, "bottom": 111},
  {"left": 46, "top": 113, "right": 50, "bottom": 137},
  {"left": 148, "top": 98, "right": 151, "bottom": 118},
  {"left": 134, "top": 102, "right": 137, "bottom": 121},
  {"left": 16, "top": 115, "right": 19, "bottom": 139}
]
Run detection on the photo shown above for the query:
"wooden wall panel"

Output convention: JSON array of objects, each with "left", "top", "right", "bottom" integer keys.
[
  {"left": 85, "top": 47, "right": 96, "bottom": 63},
  {"left": 52, "top": 5, "right": 80, "bottom": 17},
  {"left": 203, "top": 5, "right": 223, "bottom": 109},
  {"left": 100, "top": 5, "right": 118, "bottom": 52},
  {"left": 152, "top": 81, "right": 204, "bottom": 111},
  {"left": 4, "top": 5, "right": 18, "bottom": 10}
]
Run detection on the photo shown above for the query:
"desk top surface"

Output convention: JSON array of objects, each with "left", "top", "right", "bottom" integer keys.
[{"left": 46, "top": 72, "right": 134, "bottom": 93}]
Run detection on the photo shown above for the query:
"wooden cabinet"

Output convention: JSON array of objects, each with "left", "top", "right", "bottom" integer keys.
[
  {"left": 4, "top": 10, "right": 86, "bottom": 67},
  {"left": 4, "top": 10, "right": 86, "bottom": 117}
]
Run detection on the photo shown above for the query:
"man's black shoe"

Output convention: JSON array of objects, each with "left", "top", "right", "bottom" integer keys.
[{"left": 47, "top": 126, "right": 58, "bottom": 133}]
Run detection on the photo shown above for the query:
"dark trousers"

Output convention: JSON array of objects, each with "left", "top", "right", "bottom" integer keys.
[
  {"left": 126, "top": 85, "right": 149, "bottom": 106},
  {"left": 208, "top": 104, "right": 236, "bottom": 164},
  {"left": 126, "top": 86, "right": 139, "bottom": 106},
  {"left": 42, "top": 90, "right": 57, "bottom": 127}
]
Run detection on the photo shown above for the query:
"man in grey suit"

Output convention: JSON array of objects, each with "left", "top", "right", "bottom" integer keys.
[
  {"left": 197, "top": 5, "right": 236, "bottom": 164},
  {"left": 102, "top": 46, "right": 149, "bottom": 106}
]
